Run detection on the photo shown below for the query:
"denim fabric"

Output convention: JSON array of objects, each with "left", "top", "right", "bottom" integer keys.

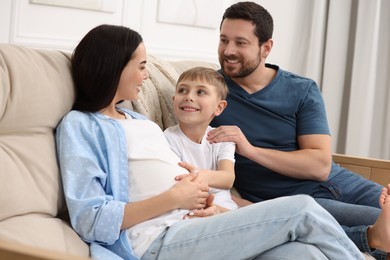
[
  {"left": 311, "top": 168, "right": 382, "bottom": 207},
  {"left": 311, "top": 169, "right": 386, "bottom": 259},
  {"left": 142, "top": 195, "right": 363, "bottom": 260},
  {"left": 256, "top": 242, "right": 327, "bottom": 260},
  {"left": 314, "top": 198, "right": 380, "bottom": 227}
]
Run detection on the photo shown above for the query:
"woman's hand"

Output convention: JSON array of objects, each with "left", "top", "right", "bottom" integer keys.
[
  {"left": 185, "top": 205, "right": 221, "bottom": 218},
  {"left": 170, "top": 174, "right": 210, "bottom": 210},
  {"left": 183, "top": 194, "right": 229, "bottom": 219}
]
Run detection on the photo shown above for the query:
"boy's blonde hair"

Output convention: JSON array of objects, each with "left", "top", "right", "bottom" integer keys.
[{"left": 176, "top": 67, "right": 228, "bottom": 100}]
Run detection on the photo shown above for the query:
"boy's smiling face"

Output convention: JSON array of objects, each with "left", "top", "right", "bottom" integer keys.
[{"left": 173, "top": 78, "right": 227, "bottom": 127}]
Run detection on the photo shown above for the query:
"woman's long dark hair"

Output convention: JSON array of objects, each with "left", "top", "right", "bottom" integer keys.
[{"left": 71, "top": 24, "right": 143, "bottom": 112}]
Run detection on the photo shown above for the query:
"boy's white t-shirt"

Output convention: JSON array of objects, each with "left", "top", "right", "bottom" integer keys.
[
  {"left": 164, "top": 124, "right": 238, "bottom": 210},
  {"left": 118, "top": 118, "right": 189, "bottom": 257}
]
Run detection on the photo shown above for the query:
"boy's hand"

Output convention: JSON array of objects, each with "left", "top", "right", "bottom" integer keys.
[
  {"left": 174, "top": 173, "right": 190, "bottom": 181},
  {"left": 178, "top": 161, "right": 199, "bottom": 174},
  {"left": 177, "top": 161, "right": 212, "bottom": 187},
  {"left": 183, "top": 194, "right": 229, "bottom": 219},
  {"left": 176, "top": 161, "right": 203, "bottom": 183}
]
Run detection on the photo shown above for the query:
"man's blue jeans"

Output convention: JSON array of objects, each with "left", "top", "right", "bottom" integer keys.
[
  {"left": 311, "top": 167, "right": 385, "bottom": 259},
  {"left": 142, "top": 195, "right": 363, "bottom": 260}
]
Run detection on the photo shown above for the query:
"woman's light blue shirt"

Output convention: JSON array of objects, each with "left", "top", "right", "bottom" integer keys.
[{"left": 56, "top": 108, "right": 147, "bottom": 260}]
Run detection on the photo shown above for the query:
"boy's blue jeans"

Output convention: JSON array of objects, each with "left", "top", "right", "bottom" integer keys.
[
  {"left": 142, "top": 195, "right": 363, "bottom": 260},
  {"left": 311, "top": 168, "right": 386, "bottom": 259}
]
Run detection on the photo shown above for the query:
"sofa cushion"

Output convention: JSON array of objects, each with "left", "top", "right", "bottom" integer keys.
[{"left": 0, "top": 44, "right": 88, "bottom": 256}]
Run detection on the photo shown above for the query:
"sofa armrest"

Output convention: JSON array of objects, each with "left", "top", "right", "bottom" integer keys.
[
  {"left": 333, "top": 153, "right": 390, "bottom": 186},
  {"left": 0, "top": 240, "right": 91, "bottom": 260}
]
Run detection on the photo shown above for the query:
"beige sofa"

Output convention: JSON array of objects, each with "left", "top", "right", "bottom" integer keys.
[{"left": 0, "top": 44, "right": 389, "bottom": 259}]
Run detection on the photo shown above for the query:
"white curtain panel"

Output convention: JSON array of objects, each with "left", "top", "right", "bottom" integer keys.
[
  {"left": 323, "top": 0, "right": 390, "bottom": 159},
  {"left": 256, "top": 0, "right": 390, "bottom": 159}
]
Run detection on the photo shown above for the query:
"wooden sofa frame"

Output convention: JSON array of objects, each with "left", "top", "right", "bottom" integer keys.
[
  {"left": 1, "top": 153, "right": 389, "bottom": 259},
  {"left": 333, "top": 154, "right": 390, "bottom": 186}
]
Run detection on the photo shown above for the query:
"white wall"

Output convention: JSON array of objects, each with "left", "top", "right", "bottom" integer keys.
[
  {"left": 1, "top": 0, "right": 133, "bottom": 52},
  {"left": 0, "top": 0, "right": 307, "bottom": 66},
  {"left": 0, "top": 0, "right": 229, "bottom": 63}
]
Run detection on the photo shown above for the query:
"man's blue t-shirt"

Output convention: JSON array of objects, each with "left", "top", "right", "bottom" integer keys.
[{"left": 211, "top": 64, "right": 342, "bottom": 201}]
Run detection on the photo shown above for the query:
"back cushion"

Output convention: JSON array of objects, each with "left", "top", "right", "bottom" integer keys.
[{"left": 0, "top": 44, "right": 74, "bottom": 220}]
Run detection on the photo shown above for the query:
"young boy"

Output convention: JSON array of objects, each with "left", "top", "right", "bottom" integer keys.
[{"left": 164, "top": 67, "right": 238, "bottom": 213}]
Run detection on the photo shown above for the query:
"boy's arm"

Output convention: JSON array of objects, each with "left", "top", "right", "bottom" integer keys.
[{"left": 196, "top": 159, "right": 235, "bottom": 189}]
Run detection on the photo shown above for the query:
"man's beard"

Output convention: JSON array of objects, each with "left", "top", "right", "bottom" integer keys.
[{"left": 220, "top": 54, "right": 261, "bottom": 78}]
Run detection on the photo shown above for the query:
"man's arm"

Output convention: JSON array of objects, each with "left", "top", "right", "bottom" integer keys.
[{"left": 207, "top": 126, "right": 332, "bottom": 181}]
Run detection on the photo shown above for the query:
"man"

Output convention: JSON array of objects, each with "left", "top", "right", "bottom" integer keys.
[{"left": 209, "top": 2, "right": 390, "bottom": 259}]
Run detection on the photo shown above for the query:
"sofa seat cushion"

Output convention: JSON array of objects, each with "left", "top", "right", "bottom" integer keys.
[{"left": 0, "top": 214, "right": 88, "bottom": 255}]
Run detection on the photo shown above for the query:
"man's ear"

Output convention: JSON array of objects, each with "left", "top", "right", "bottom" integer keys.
[
  {"left": 214, "top": 100, "right": 227, "bottom": 116},
  {"left": 262, "top": 39, "right": 273, "bottom": 59},
  {"left": 172, "top": 96, "right": 175, "bottom": 102}
]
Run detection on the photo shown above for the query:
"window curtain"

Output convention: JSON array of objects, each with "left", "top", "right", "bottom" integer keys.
[
  {"left": 323, "top": 0, "right": 390, "bottom": 160},
  {"left": 259, "top": 0, "right": 390, "bottom": 159}
]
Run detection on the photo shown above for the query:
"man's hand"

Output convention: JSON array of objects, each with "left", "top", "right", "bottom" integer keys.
[
  {"left": 207, "top": 125, "right": 253, "bottom": 157},
  {"left": 208, "top": 126, "right": 332, "bottom": 181}
]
